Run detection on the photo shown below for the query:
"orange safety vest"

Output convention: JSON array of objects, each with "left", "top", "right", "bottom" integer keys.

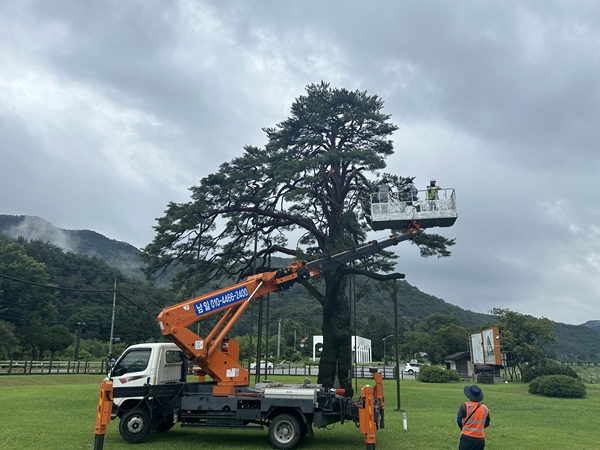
[{"left": 461, "top": 401, "right": 488, "bottom": 439}]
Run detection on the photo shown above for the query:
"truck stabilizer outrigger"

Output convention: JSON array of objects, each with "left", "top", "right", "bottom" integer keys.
[{"left": 94, "top": 225, "right": 419, "bottom": 450}]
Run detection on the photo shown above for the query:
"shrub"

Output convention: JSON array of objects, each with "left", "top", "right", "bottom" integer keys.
[
  {"left": 528, "top": 375, "right": 586, "bottom": 398},
  {"left": 419, "top": 365, "right": 460, "bottom": 383},
  {"left": 446, "top": 369, "right": 461, "bottom": 382},
  {"left": 528, "top": 377, "right": 541, "bottom": 394},
  {"left": 521, "top": 362, "right": 578, "bottom": 383}
]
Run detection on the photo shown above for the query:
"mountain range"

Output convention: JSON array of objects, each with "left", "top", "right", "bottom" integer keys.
[
  {"left": 0, "top": 215, "right": 145, "bottom": 280},
  {"left": 1, "top": 214, "right": 599, "bottom": 359}
]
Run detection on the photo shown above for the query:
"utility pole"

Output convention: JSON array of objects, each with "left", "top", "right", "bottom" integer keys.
[
  {"left": 383, "top": 335, "right": 394, "bottom": 365},
  {"left": 264, "top": 254, "right": 271, "bottom": 381},
  {"left": 352, "top": 267, "right": 357, "bottom": 395},
  {"left": 264, "top": 293, "right": 270, "bottom": 379},
  {"left": 277, "top": 318, "right": 282, "bottom": 359},
  {"left": 255, "top": 297, "right": 263, "bottom": 384},
  {"left": 74, "top": 322, "right": 85, "bottom": 361},
  {"left": 393, "top": 281, "right": 402, "bottom": 412},
  {"left": 108, "top": 279, "right": 117, "bottom": 358},
  {"left": 248, "top": 214, "right": 258, "bottom": 376}
]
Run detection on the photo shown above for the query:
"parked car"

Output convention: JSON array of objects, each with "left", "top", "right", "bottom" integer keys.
[
  {"left": 250, "top": 360, "right": 274, "bottom": 369},
  {"left": 403, "top": 362, "right": 422, "bottom": 375}
]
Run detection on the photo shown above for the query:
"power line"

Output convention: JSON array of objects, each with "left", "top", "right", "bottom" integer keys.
[
  {"left": 115, "top": 291, "right": 155, "bottom": 316},
  {"left": 0, "top": 273, "right": 115, "bottom": 293},
  {"left": 0, "top": 272, "right": 157, "bottom": 316}
]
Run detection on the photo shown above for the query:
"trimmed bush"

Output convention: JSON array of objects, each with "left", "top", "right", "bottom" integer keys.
[
  {"left": 528, "top": 377, "right": 542, "bottom": 394},
  {"left": 419, "top": 365, "right": 460, "bottom": 383},
  {"left": 521, "top": 362, "right": 578, "bottom": 383},
  {"left": 445, "top": 369, "right": 461, "bottom": 382},
  {"left": 528, "top": 375, "right": 586, "bottom": 398}
]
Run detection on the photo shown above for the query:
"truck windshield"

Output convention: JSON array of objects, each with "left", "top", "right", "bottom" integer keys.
[{"left": 112, "top": 348, "right": 151, "bottom": 376}]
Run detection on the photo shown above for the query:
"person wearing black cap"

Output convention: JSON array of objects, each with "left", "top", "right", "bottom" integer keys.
[
  {"left": 456, "top": 385, "right": 490, "bottom": 449},
  {"left": 403, "top": 177, "right": 418, "bottom": 208}
]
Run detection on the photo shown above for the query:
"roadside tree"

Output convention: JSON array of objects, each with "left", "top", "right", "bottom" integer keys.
[
  {"left": 45, "top": 324, "right": 74, "bottom": 359},
  {"left": 0, "top": 320, "right": 17, "bottom": 359},
  {"left": 491, "top": 308, "right": 556, "bottom": 372},
  {"left": 0, "top": 239, "right": 57, "bottom": 359},
  {"left": 425, "top": 323, "right": 468, "bottom": 364}
]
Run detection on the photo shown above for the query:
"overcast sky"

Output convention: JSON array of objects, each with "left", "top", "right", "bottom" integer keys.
[{"left": 2, "top": 0, "right": 599, "bottom": 325}]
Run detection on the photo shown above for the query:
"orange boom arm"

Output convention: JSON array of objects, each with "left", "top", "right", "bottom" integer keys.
[{"left": 157, "top": 230, "right": 418, "bottom": 396}]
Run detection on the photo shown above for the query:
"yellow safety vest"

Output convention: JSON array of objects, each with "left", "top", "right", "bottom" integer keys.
[{"left": 427, "top": 186, "right": 439, "bottom": 200}]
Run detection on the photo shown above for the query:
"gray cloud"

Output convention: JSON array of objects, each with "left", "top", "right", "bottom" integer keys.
[{"left": 1, "top": 0, "right": 599, "bottom": 324}]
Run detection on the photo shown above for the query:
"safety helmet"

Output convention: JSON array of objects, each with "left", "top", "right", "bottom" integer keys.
[{"left": 430, "top": 179, "right": 436, "bottom": 185}]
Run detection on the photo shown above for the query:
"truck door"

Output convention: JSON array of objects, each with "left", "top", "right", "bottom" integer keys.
[{"left": 156, "top": 349, "right": 185, "bottom": 384}]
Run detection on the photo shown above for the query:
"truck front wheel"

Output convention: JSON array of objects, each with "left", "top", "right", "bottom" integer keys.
[
  {"left": 119, "top": 408, "right": 152, "bottom": 443},
  {"left": 268, "top": 413, "right": 302, "bottom": 450}
]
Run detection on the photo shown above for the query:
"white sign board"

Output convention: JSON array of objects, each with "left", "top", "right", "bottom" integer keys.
[
  {"left": 470, "top": 333, "right": 484, "bottom": 364},
  {"left": 483, "top": 328, "right": 496, "bottom": 365}
]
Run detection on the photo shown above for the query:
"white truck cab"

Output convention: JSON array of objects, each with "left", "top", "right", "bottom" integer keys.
[{"left": 110, "top": 343, "right": 186, "bottom": 414}]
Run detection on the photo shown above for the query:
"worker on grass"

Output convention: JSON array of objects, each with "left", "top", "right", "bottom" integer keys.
[{"left": 456, "top": 385, "right": 490, "bottom": 450}]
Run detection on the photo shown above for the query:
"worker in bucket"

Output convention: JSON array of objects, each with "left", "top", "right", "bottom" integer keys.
[
  {"left": 404, "top": 177, "right": 418, "bottom": 204},
  {"left": 456, "top": 385, "right": 490, "bottom": 450},
  {"left": 426, "top": 179, "right": 440, "bottom": 210},
  {"left": 377, "top": 179, "right": 390, "bottom": 203}
]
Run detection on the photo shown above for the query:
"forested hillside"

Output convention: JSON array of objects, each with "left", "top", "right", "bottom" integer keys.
[
  {"left": 0, "top": 215, "right": 145, "bottom": 280},
  {"left": 1, "top": 222, "right": 599, "bottom": 362},
  {"left": 0, "top": 236, "right": 173, "bottom": 359},
  {"left": 549, "top": 323, "right": 600, "bottom": 360},
  {"left": 185, "top": 259, "right": 600, "bottom": 362},
  {"left": 0, "top": 235, "right": 494, "bottom": 362},
  {"left": 582, "top": 320, "right": 600, "bottom": 330}
]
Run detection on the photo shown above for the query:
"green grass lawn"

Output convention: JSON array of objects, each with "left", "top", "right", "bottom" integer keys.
[{"left": 1, "top": 375, "right": 599, "bottom": 449}]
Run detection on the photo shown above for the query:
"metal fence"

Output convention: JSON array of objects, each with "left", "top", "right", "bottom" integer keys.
[
  {"left": 0, "top": 360, "right": 105, "bottom": 375},
  {"left": 250, "top": 364, "right": 412, "bottom": 380},
  {"left": 1, "top": 360, "right": 413, "bottom": 379}
]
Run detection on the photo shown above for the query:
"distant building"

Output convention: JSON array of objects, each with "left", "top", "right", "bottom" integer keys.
[
  {"left": 312, "top": 336, "right": 372, "bottom": 363},
  {"left": 444, "top": 351, "right": 473, "bottom": 378}
]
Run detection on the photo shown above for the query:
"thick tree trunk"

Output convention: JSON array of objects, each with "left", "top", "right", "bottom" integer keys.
[{"left": 317, "top": 271, "right": 354, "bottom": 397}]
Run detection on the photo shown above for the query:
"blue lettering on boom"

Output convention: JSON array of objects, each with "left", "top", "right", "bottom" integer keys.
[{"left": 193, "top": 286, "right": 250, "bottom": 316}]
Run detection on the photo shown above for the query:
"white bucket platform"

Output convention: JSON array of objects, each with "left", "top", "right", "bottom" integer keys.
[{"left": 370, "top": 188, "right": 458, "bottom": 230}]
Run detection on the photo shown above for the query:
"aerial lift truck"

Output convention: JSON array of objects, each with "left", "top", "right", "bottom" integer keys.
[{"left": 95, "top": 188, "right": 458, "bottom": 450}]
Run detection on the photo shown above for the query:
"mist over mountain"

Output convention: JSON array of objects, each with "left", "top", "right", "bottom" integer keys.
[
  {"left": 0, "top": 215, "right": 144, "bottom": 280},
  {"left": 582, "top": 320, "right": 600, "bottom": 330}
]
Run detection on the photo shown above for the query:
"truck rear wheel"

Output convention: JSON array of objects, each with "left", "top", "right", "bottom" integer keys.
[
  {"left": 268, "top": 413, "right": 302, "bottom": 450},
  {"left": 119, "top": 408, "right": 152, "bottom": 443}
]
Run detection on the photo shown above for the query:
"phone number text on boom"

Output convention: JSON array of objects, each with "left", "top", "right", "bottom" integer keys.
[{"left": 193, "top": 286, "right": 250, "bottom": 316}]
